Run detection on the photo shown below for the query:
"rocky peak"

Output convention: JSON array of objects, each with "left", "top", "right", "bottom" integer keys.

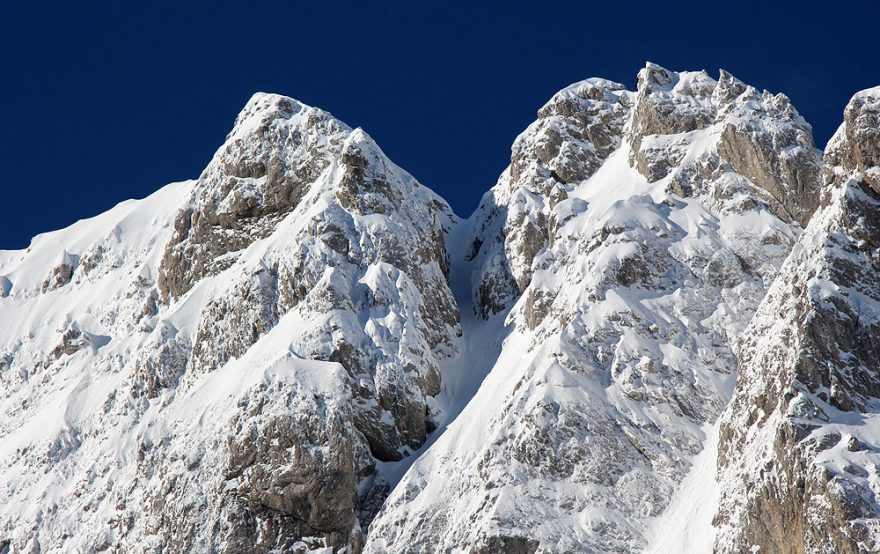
[
  {"left": 367, "top": 65, "right": 826, "bottom": 553},
  {"left": 468, "top": 78, "right": 632, "bottom": 316},
  {"left": 511, "top": 77, "right": 632, "bottom": 190},
  {"left": 628, "top": 63, "right": 717, "bottom": 153},
  {"left": 712, "top": 69, "right": 748, "bottom": 109},
  {"left": 157, "top": 93, "right": 352, "bottom": 301},
  {"left": 824, "top": 86, "right": 880, "bottom": 192},
  {"left": 627, "top": 62, "right": 822, "bottom": 226},
  {"left": 469, "top": 63, "right": 822, "bottom": 321},
  {"left": 3, "top": 67, "right": 879, "bottom": 554},
  {"left": 0, "top": 91, "right": 461, "bottom": 553}
]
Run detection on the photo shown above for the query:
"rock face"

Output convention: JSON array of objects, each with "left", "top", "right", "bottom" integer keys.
[
  {"left": 0, "top": 93, "right": 459, "bottom": 553},
  {"left": 467, "top": 78, "right": 632, "bottom": 316},
  {"left": 715, "top": 87, "right": 880, "bottom": 554},
  {"left": 825, "top": 87, "right": 880, "bottom": 192},
  {"left": 367, "top": 64, "right": 823, "bottom": 552},
  {"left": 156, "top": 94, "right": 342, "bottom": 301},
  {"left": 630, "top": 63, "right": 821, "bottom": 226},
  {"left": 0, "top": 70, "right": 879, "bottom": 554}
]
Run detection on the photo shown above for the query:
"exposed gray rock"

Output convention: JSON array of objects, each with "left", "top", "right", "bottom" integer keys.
[
  {"left": 628, "top": 63, "right": 716, "bottom": 157},
  {"left": 0, "top": 93, "right": 460, "bottom": 554},
  {"left": 715, "top": 87, "right": 880, "bottom": 554},
  {"left": 138, "top": 355, "right": 373, "bottom": 553},
  {"left": 50, "top": 325, "right": 86, "bottom": 359},
  {"left": 2, "top": 72, "right": 878, "bottom": 554},
  {"left": 41, "top": 252, "right": 75, "bottom": 292},
  {"left": 715, "top": 87, "right": 821, "bottom": 226},
  {"left": 367, "top": 64, "right": 817, "bottom": 553},
  {"left": 824, "top": 87, "right": 880, "bottom": 192},
  {"left": 157, "top": 95, "right": 347, "bottom": 302},
  {"left": 471, "top": 535, "right": 539, "bottom": 554},
  {"left": 627, "top": 64, "right": 822, "bottom": 226},
  {"left": 222, "top": 378, "right": 368, "bottom": 553},
  {"left": 130, "top": 321, "right": 190, "bottom": 398}
]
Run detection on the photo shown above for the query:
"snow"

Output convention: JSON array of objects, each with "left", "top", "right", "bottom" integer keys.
[
  {"left": 368, "top": 64, "right": 815, "bottom": 553},
  {"left": 375, "top": 211, "right": 513, "bottom": 489},
  {"left": 0, "top": 88, "right": 463, "bottom": 552},
  {"left": 0, "top": 180, "right": 192, "bottom": 293},
  {"left": 645, "top": 422, "right": 721, "bottom": 554}
]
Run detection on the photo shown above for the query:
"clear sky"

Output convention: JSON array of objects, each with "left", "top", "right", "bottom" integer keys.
[{"left": 2, "top": 1, "right": 877, "bottom": 249}]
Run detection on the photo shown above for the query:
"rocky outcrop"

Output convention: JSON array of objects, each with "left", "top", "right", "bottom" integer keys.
[
  {"left": 824, "top": 86, "right": 880, "bottom": 192},
  {"left": 715, "top": 87, "right": 880, "bottom": 554},
  {"left": 143, "top": 97, "right": 461, "bottom": 550},
  {"left": 629, "top": 63, "right": 821, "bottom": 226},
  {"left": 40, "top": 251, "right": 75, "bottom": 293},
  {"left": 1, "top": 67, "right": 877, "bottom": 554},
  {"left": 468, "top": 78, "right": 632, "bottom": 317},
  {"left": 628, "top": 63, "right": 717, "bottom": 155},
  {"left": 138, "top": 355, "right": 372, "bottom": 554},
  {"left": 156, "top": 95, "right": 344, "bottom": 301}
]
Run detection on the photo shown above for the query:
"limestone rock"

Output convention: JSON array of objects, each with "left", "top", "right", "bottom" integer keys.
[
  {"left": 715, "top": 88, "right": 880, "bottom": 554},
  {"left": 627, "top": 64, "right": 821, "bottom": 226},
  {"left": 824, "top": 86, "right": 880, "bottom": 192},
  {"left": 469, "top": 78, "right": 632, "bottom": 317},
  {"left": 0, "top": 93, "right": 459, "bottom": 554},
  {"left": 2, "top": 69, "right": 879, "bottom": 554}
]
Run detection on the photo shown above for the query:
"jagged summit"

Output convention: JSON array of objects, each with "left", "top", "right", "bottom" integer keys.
[
  {"left": 158, "top": 89, "right": 448, "bottom": 301},
  {"left": 0, "top": 87, "right": 459, "bottom": 552},
  {"left": 231, "top": 92, "right": 314, "bottom": 125},
  {"left": 369, "top": 64, "right": 825, "bottom": 552},
  {"left": 715, "top": 87, "right": 880, "bottom": 553},
  {"left": 825, "top": 85, "right": 880, "bottom": 192},
  {"left": 2, "top": 68, "right": 880, "bottom": 554},
  {"left": 629, "top": 62, "right": 821, "bottom": 225}
]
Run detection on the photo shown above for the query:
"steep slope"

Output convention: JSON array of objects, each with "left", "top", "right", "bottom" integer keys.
[
  {"left": 715, "top": 86, "right": 880, "bottom": 553},
  {"left": 0, "top": 93, "right": 460, "bottom": 553},
  {"left": 367, "top": 64, "right": 822, "bottom": 552}
]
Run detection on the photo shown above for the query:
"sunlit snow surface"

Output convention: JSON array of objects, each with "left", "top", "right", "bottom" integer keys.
[{"left": 0, "top": 92, "right": 462, "bottom": 552}]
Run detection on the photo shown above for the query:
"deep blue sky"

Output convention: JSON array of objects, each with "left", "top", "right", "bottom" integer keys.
[{"left": 2, "top": 1, "right": 877, "bottom": 249}]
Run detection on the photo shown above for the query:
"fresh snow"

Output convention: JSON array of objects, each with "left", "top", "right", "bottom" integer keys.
[{"left": 644, "top": 422, "right": 721, "bottom": 554}]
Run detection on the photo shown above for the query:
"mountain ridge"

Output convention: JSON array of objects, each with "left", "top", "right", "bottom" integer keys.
[{"left": 1, "top": 64, "right": 878, "bottom": 553}]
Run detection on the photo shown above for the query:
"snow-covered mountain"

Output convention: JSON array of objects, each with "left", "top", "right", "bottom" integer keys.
[
  {"left": 0, "top": 65, "right": 878, "bottom": 553},
  {"left": 0, "top": 94, "right": 460, "bottom": 553},
  {"left": 368, "top": 64, "right": 821, "bottom": 553}
]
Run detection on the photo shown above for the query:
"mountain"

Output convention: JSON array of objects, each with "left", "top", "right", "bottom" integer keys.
[
  {"left": 0, "top": 94, "right": 459, "bottom": 552},
  {"left": 368, "top": 64, "right": 822, "bottom": 553},
  {"left": 0, "top": 66, "right": 878, "bottom": 553}
]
